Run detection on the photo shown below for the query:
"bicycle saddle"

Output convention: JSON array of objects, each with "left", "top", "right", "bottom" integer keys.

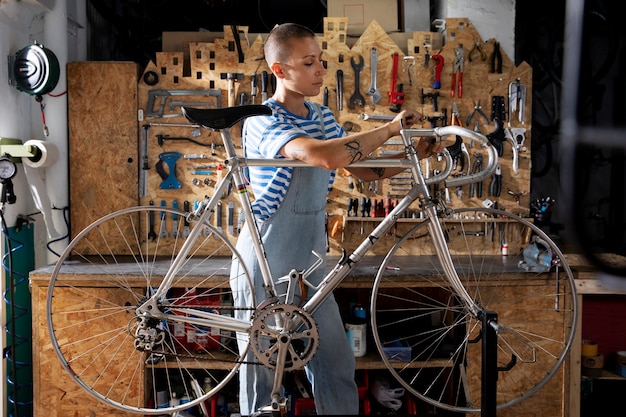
[{"left": 182, "top": 105, "right": 272, "bottom": 130}]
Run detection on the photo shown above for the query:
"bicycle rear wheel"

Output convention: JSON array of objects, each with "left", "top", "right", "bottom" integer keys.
[
  {"left": 46, "top": 206, "right": 255, "bottom": 415},
  {"left": 371, "top": 207, "right": 576, "bottom": 413}
]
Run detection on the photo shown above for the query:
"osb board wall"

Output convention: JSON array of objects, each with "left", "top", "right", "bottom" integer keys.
[
  {"left": 31, "top": 282, "right": 139, "bottom": 417},
  {"left": 68, "top": 18, "right": 531, "bottom": 256},
  {"left": 68, "top": 62, "right": 139, "bottom": 241},
  {"left": 128, "top": 17, "right": 532, "bottom": 257}
]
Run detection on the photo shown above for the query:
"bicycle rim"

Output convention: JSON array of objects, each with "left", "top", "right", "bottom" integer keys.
[
  {"left": 370, "top": 207, "right": 577, "bottom": 413},
  {"left": 46, "top": 206, "right": 255, "bottom": 414}
]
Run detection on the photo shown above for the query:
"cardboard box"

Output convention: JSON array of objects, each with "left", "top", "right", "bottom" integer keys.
[{"left": 327, "top": 0, "right": 399, "bottom": 35}]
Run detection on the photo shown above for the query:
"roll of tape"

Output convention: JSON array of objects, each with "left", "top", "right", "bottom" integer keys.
[
  {"left": 582, "top": 354, "right": 604, "bottom": 369},
  {"left": 581, "top": 339, "right": 598, "bottom": 357},
  {"left": 582, "top": 353, "right": 604, "bottom": 378},
  {"left": 24, "top": 139, "right": 58, "bottom": 168}
]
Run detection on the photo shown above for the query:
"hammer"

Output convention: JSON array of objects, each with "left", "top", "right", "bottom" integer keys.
[{"left": 220, "top": 72, "right": 244, "bottom": 107}]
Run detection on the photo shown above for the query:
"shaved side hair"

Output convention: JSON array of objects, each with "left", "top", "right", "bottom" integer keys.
[{"left": 264, "top": 23, "right": 317, "bottom": 66}]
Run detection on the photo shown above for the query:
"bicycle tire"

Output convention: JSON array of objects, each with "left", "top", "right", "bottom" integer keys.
[
  {"left": 370, "top": 207, "right": 577, "bottom": 413},
  {"left": 46, "top": 205, "right": 255, "bottom": 415}
]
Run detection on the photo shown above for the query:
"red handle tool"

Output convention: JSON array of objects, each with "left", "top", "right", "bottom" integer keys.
[
  {"left": 431, "top": 54, "right": 444, "bottom": 89},
  {"left": 389, "top": 52, "right": 404, "bottom": 112}
]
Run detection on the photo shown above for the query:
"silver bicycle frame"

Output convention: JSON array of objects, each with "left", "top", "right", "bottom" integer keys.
[{"left": 138, "top": 124, "right": 497, "bottom": 335}]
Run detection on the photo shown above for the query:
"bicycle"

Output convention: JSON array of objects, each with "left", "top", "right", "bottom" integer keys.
[{"left": 46, "top": 104, "right": 577, "bottom": 416}]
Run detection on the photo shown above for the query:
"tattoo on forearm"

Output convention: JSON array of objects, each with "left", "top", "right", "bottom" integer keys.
[
  {"left": 370, "top": 167, "right": 385, "bottom": 178},
  {"left": 345, "top": 140, "right": 364, "bottom": 163}
]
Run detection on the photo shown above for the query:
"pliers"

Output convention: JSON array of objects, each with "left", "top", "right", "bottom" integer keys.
[
  {"left": 490, "top": 163, "right": 502, "bottom": 197},
  {"left": 451, "top": 45, "right": 464, "bottom": 98},
  {"left": 469, "top": 40, "right": 486, "bottom": 62},
  {"left": 490, "top": 42, "right": 502, "bottom": 74},
  {"left": 466, "top": 99, "right": 489, "bottom": 127},
  {"left": 469, "top": 153, "right": 483, "bottom": 198}
]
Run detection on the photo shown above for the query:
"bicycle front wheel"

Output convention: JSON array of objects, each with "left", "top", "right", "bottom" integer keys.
[
  {"left": 371, "top": 207, "right": 577, "bottom": 413},
  {"left": 46, "top": 206, "right": 255, "bottom": 415}
]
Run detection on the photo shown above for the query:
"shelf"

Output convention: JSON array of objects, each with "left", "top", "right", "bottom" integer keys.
[
  {"left": 344, "top": 216, "right": 533, "bottom": 223},
  {"left": 582, "top": 369, "right": 626, "bottom": 381}
]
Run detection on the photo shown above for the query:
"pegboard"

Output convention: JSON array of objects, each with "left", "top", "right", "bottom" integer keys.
[{"left": 132, "top": 17, "right": 532, "bottom": 256}]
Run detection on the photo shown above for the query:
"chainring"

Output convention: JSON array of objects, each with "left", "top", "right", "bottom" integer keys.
[{"left": 250, "top": 303, "right": 319, "bottom": 371}]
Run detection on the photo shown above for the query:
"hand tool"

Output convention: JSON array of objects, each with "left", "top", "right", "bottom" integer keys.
[
  {"left": 323, "top": 86, "right": 329, "bottom": 106},
  {"left": 486, "top": 117, "right": 505, "bottom": 156},
  {"left": 507, "top": 189, "right": 527, "bottom": 205},
  {"left": 146, "top": 89, "right": 222, "bottom": 118},
  {"left": 425, "top": 113, "right": 446, "bottom": 128},
  {"left": 508, "top": 78, "right": 526, "bottom": 126},
  {"left": 490, "top": 42, "right": 502, "bottom": 74},
  {"left": 359, "top": 113, "right": 394, "bottom": 121},
  {"left": 389, "top": 52, "right": 404, "bottom": 112},
  {"left": 230, "top": 24, "right": 245, "bottom": 63},
  {"left": 349, "top": 55, "right": 365, "bottom": 109},
  {"left": 219, "top": 73, "right": 244, "bottom": 107},
  {"left": 503, "top": 128, "right": 520, "bottom": 174},
  {"left": 325, "top": 213, "right": 330, "bottom": 251},
  {"left": 270, "top": 73, "right": 276, "bottom": 94},
  {"left": 196, "top": 200, "right": 210, "bottom": 237},
  {"left": 227, "top": 202, "right": 235, "bottom": 235},
  {"left": 171, "top": 200, "right": 179, "bottom": 238},
  {"left": 156, "top": 151, "right": 182, "bottom": 189},
  {"left": 468, "top": 40, "right": 486, "bottom": 62},
  {"left": 148, "top": 200, "right": 157, "bottom": 241},
  {"left": 184, "top": 154, "right": 211, "bottom": 160},
  {"left": 239, "top": 92, "right": 247, "bottom": 133},
  {"left": 402, "top": 55, "right": 416, "bottom": 85},
  {"left": 511, "top": 127, "right": 527, "bottom": 152},
  {"left": 423, "top": 37, "right": 431, "bottom": 67},
  {"left": 336, "top": 70, "right": 344, "bottom": 110},
  {"left": 450, "top": 45, "right": 464, "bottom": 98},
  {"left": 182, "top": 201, "right": 191, "bottom": 238},
  {"left": 491, "top": 95, "right": 506, "bottom": 122},
  {"left": 216, "top": 200, "right": 222, "bottom": 233},
  {"left": 420, "top": 88, "right": 440, "bottom": 112},
  {"left": 159, "top": 200, "right": 169, "bottom": 238},
  {"left": 139, "top": 124, "right": 150, "bottom": 198},
  {"left": 237, "top": 208, "right": 245, "bottom": 235},
  {"left": 489, "top": 163, "right": 502, "bottom": 197},
  {"left": 431, "top": 54, "right": 444, "bottom": 89},
  {"left": 466, "top": 100, "right": 489, "bottom": 126},
  {"left": 469, "top": 153, "right": 483, "bottom": 198},
  {"left": 450, "top": 102, "right": 463, "bottom": 126},
  {"left": 250, "top": 73, "right": 257, "bottom": 104},
  {"left": 216, "top": 163, "right": 224, "bottom": 198},
  {"left": 366, "top": 46, "right": 381, "bottom": 104},
  {"left": 157, "top": 134, "right": 222, "bottom": 148},
  {"left": 168, "top": 101, "right": 216, "bottom": 112},
  {"left": 261, "top": 70, "right": 268, "bottom": 101}
]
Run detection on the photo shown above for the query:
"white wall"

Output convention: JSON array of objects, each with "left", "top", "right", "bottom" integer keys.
[
  {"left": 0, "top": 0, "right": 86, "bottom": 267},
  {"left": 437, "top": 0, "right": 516, "bottom": 61},
  {"left": 1, "top": 0, "right": 86, "bottom": 415}
]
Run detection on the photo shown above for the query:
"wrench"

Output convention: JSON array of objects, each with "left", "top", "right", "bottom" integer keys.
[
  {"left": 336, "top": 70, "right": 343, "bottom": 111},
  {"left": 148, "top": 200, "right": 157, "bottom": 241},
  {"left": 348, "top": 55, "right": 365, "bottom": 109},
  {"left": 158, "top": 200, "right": 169, "bottom": 238},
  {"left": 359, "top": 113, "right": 394, "bottom": 121},
  {"left": 366, "top": 46, "right": 381, "bottom": 104}
]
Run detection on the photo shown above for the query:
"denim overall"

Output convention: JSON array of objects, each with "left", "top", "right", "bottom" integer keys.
[{"left": 231, "top": 163, "right": 359, "bottom": 415}]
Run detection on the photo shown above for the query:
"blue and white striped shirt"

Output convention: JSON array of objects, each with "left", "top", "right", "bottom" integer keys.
[{"left": 243, "top": 99, "right": 344, "bottom": 221}]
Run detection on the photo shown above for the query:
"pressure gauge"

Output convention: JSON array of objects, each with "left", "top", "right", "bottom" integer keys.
[{"left": 0, "top": 155, "right": 17, "bottom": 180}]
